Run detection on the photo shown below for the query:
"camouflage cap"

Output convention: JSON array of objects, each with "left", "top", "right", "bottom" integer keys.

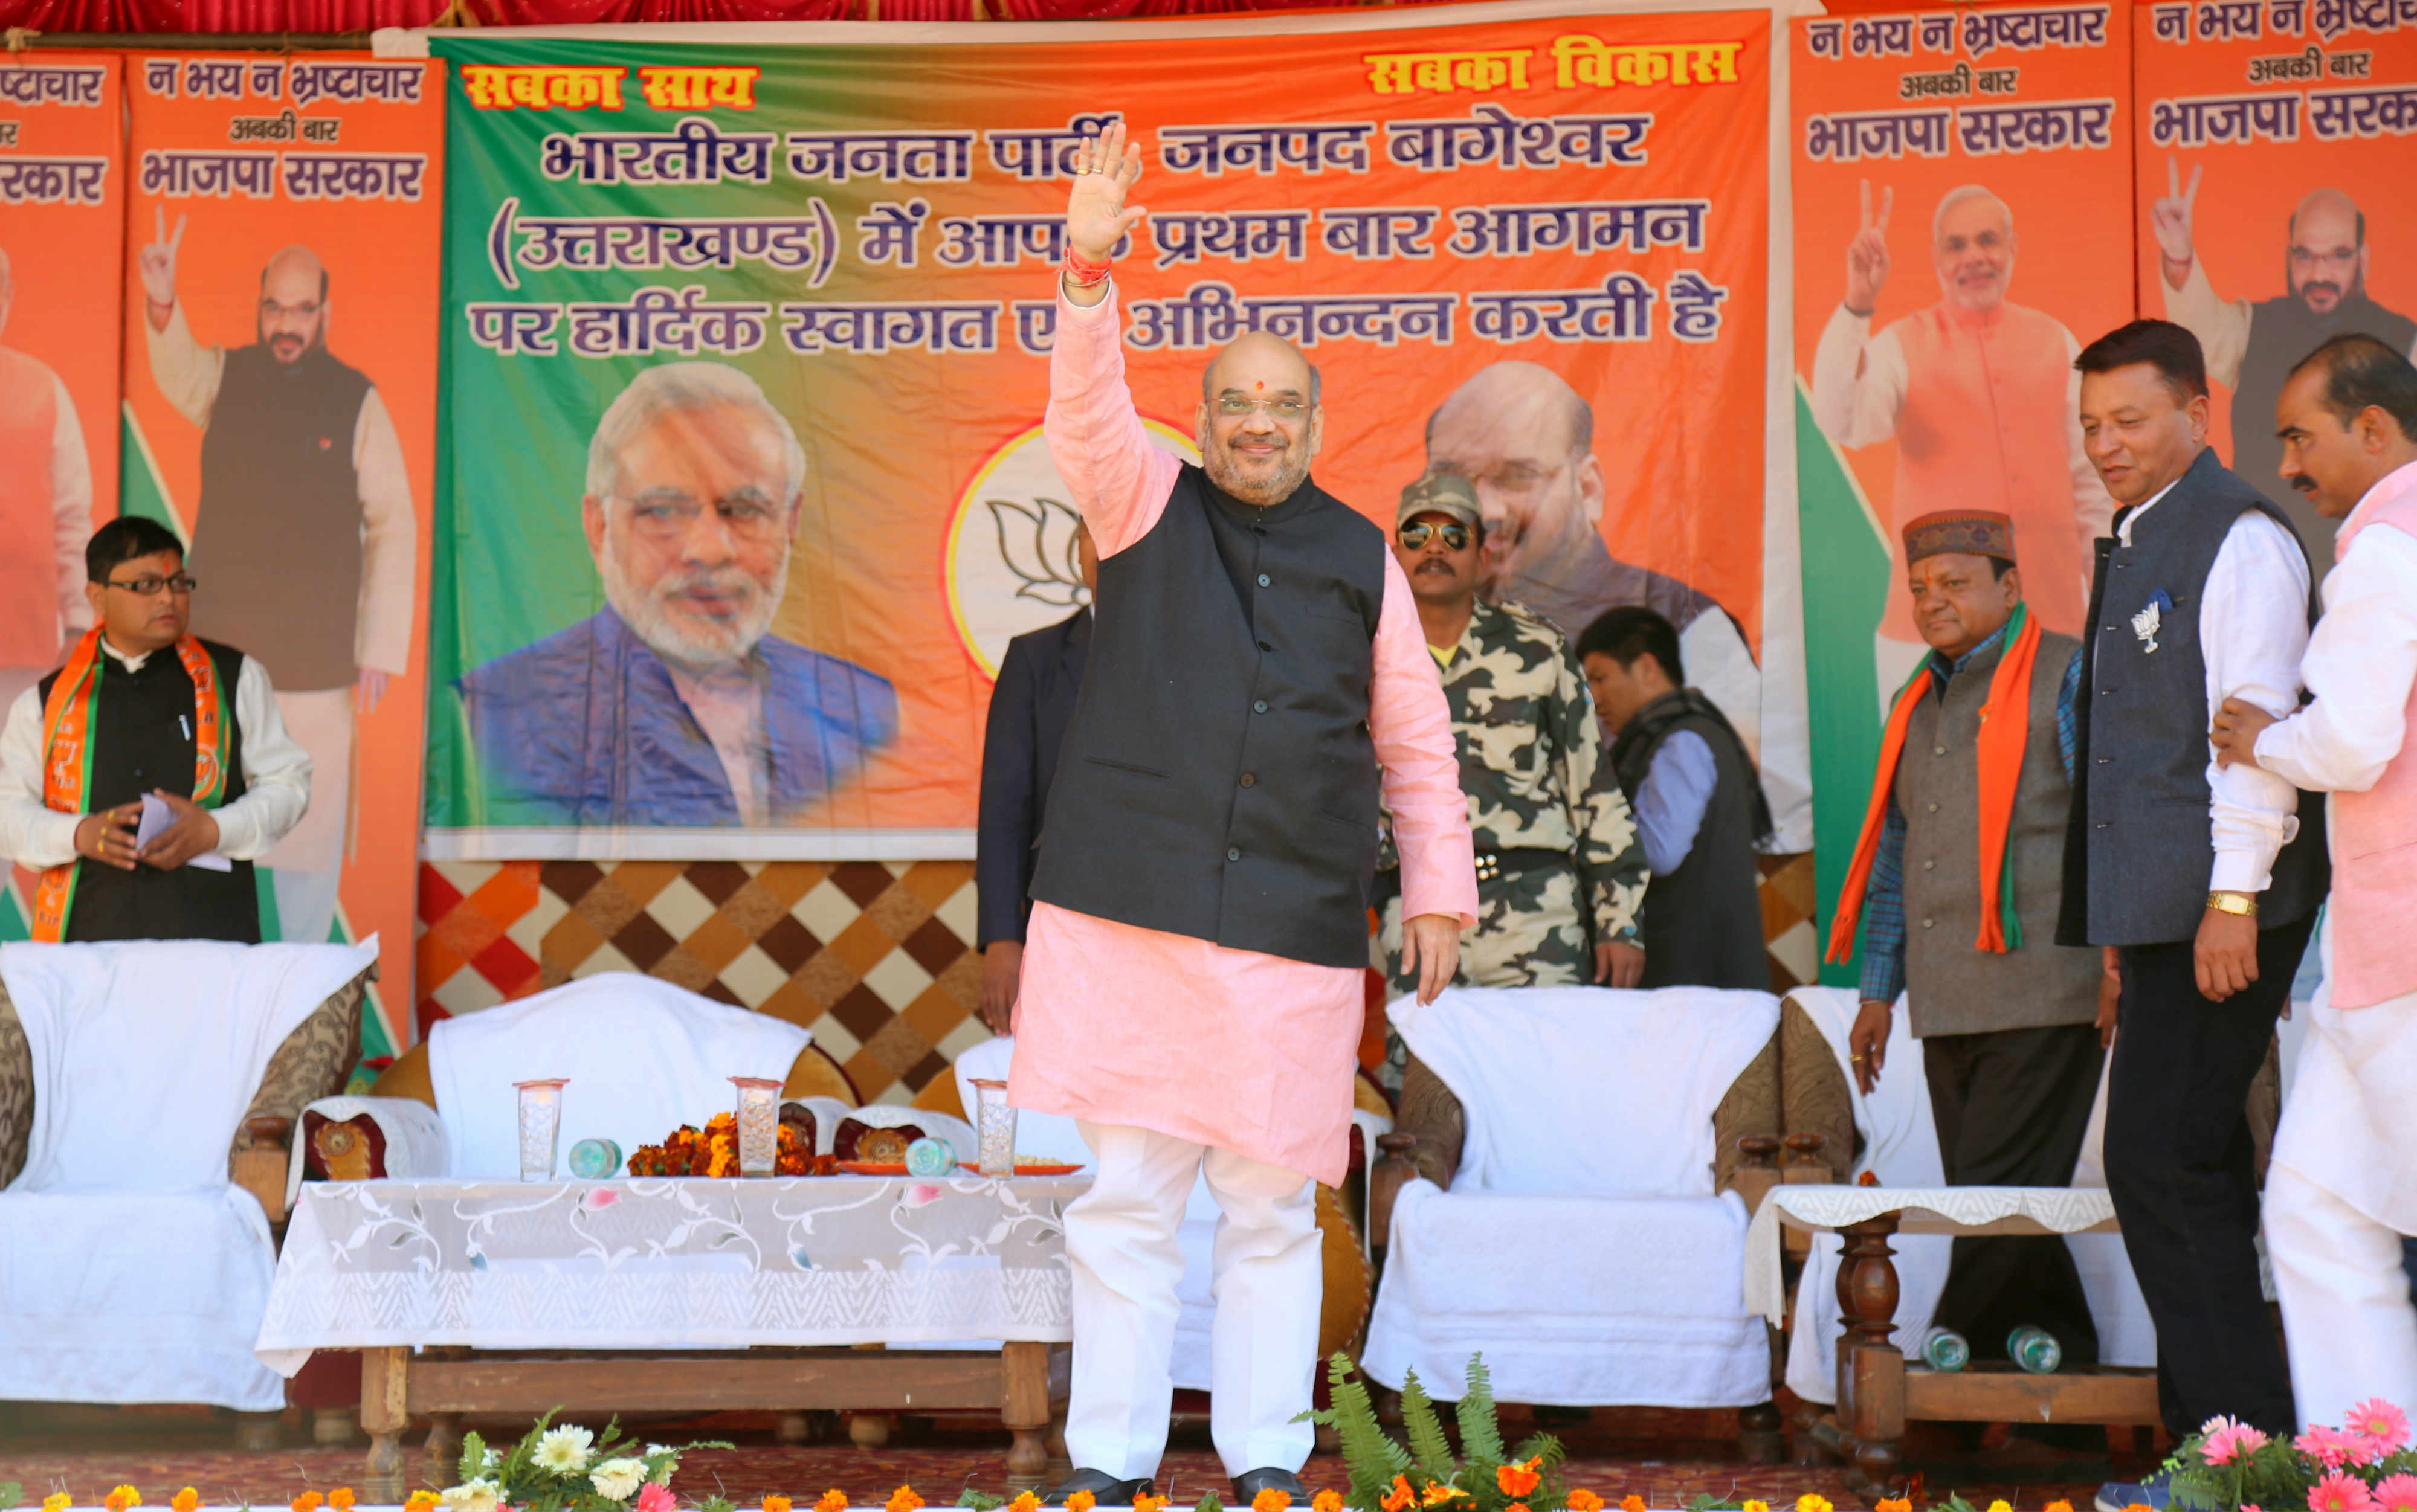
[
  {"left": 1398, "top": 471, "right": 1483, "bottom": 530},
  {"left": 1903, "top": 508, "right": 2015, "bottom": 565}
]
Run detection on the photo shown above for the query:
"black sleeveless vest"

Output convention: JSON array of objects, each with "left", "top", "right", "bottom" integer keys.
[
  {"left": 39, "top": 638, "right": 260, "bottom": 944},
  {"left": 187, "top": 343, "right": 373, "bottom": 692},
  {"left": 1030, "top": 465, "right": 1390, "bottom": 968}
]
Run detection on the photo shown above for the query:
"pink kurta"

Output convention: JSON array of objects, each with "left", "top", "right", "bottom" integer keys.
[{"left": 1007, "top": 284, "right": 1477, "bottom": 1187}]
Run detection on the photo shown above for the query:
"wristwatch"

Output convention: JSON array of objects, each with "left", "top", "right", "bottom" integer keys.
[{"left": 2207, "top": 890, "right": 2259, "bottom": 918}]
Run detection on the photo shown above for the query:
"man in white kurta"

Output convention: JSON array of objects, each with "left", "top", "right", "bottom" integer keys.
[
  {"left": 1005, "top": 123, "right": 1478, "bottom": 1504},
  {"left": 2210, "top": 333, "right": 2417, "bottom": 1427}
]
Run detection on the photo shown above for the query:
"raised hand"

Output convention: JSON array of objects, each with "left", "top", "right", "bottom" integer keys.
[
  {"left": 1845, "top": 179, "right": 1892, "bottom": 315},
  {"left": 1066, "top": 118, "right": 1147, "bottom": 266},
  {"left": 2152, "top": 154, "right": 2201, "bottom": 276},
  {"left": 139, "top": 205, "right": 185, "bottom": 312}
]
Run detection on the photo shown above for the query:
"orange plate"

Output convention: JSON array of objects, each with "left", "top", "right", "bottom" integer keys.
[
  {"left": 834, "top": 1160, "right": 911, "bottom": 1176},
  {"left": 958, "top": 1160, "right": 1086, "bottom": 1176}
]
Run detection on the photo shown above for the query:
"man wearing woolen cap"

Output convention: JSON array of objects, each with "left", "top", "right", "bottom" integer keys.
[{"left": 1829, "top": 508, "right": 2115, "bottom": 1378}]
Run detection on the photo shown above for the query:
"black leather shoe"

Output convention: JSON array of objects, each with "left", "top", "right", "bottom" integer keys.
[
  {"left": 1043, "top": 1470, "right": 1156, "bottom": 1506},
  {"left": 1231, "top": 1469, "right": 1309, "bottom": 1504}
]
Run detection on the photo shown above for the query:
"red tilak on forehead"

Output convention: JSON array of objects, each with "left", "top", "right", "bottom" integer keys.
[{"left": 1255, "top": 381, "right": 1263, "bottom": 390}]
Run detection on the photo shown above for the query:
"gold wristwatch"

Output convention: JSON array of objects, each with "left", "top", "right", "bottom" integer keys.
[{"left": 2207, "top": 890, "right": 2259, "bottom": 918}]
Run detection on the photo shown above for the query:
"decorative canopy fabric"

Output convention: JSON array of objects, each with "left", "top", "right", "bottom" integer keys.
[{"left": 0, "top": 0, "right": 1456, "bottom": 32}]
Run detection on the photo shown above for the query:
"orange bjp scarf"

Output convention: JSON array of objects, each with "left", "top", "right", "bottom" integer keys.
[
  {"left": 1825, "top": 602, "right": 2042, "bottom": 966},
  {"left": 30, "top": 628, "right": 230, "bottom": 942}
]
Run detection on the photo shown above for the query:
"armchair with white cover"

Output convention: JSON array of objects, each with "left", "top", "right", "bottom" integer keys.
[
  {"left": 0, "top": 937, "right": 380, "bottom": 1419},
  {"left": 1361, "top": 985, "right": 1786, "bottom": 1460}
]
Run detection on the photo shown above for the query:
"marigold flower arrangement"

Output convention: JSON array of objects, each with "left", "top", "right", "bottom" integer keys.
[
  {"left": 433, "top": 1412, "right": 729, "bottom": 1512},
  {"left": 2163, "top": 1399, "right": 2417, "bottom": 1512},
  {"left": 628, "top": 1112, "right": 820, "bottom": 1177},
  {"left": 1303, "top": 1353, "right": 1577, "bottom": 1512}
]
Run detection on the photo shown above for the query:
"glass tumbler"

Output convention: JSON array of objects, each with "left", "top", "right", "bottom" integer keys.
[
  {"left": 731, "top": 1076, "right": 782, "bottom": 1176},
  {"left": 970, "top": 1078, "right": 1017, "bottom": 1177},
  {"left": 513, "top": 1078, "right": 569, "bottom": 1181}
]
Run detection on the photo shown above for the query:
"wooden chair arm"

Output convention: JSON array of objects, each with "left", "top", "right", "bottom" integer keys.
[
  {"left": 1367, "top": 1132, "right": 1419, "bottom": 1267},
  {"left": 234, "top": 1114, "right": 294, "bottom": 1229},
  {"left": 1783, "top": 1131, "right": 1834, "bottom": 1182},
  {"left": 1731, "top": 1134, "right": 1782, "bottom": 1217}
]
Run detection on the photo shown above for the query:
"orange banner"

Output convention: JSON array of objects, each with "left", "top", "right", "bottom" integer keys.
[{"left": 121, "top": 53, "right": 446, "bottom": 1054}]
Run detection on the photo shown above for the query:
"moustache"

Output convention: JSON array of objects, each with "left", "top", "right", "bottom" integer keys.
[
  {"left": 2302, "top": 281, "right": 2342, "bottom": 300},
  {"left": 2288, "top": 472, "right": 2318, "bottom": 494}
]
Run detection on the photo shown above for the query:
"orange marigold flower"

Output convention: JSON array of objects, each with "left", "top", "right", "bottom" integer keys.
[
  {"left": 294, "top": 1492, "right": 324, "bottom": 1512},
  {"left": 172, "top": 1491, "right": 201, "bottom": 1512},
  {"left": 1497, "top": 1459, "right": 1542, "bottom": 1499},
  {"left": 765, "top": 1498, "right": 793, "bottom": 1512},
  {"left": 1797, "top": 1498, "right": 1833, "bottom": 1512},
  {"left": 1135, "top": 1497, "right": 1170, "bottom": 1512},
  {"left": 1312, "top": 1492, "right": 1343, "bottom": 1512},
  {"left": 1877, "top": 1500, "right": 1911, "bottom": 1512},
  {"left": 405, "top": 1493, "right": 440, "bottom": 1512},
  {"left": 1421, "top": 1485, "right": 1468, "bottom": 1507},
  {"left": 1252, "top": 1490, "right": 1291, "bottom": 1512},
  {"left": 1506, "top": 1504, "right": 1529, "bottom": 1512},
  {"left": 1381, "top": 1478, "right": 1416, "bottom": 1512},
  {"left": 1069, "top": 1493, "right": 1098, "bottom": 1512},
  {"left": 2046, "top": 1502, "right": 2075, "bottom": 1512},
  {"left": 816, "top": 1491, "right": 849, "bottom": 1512},
  {"left": 106, "top": 1487, "right": 143, "bottom": 1512},
  {"left": 1008, "top": 1493, "right": 1041, "bottom": 1512},
  {"left": 1569, "top": 1493, "right": 1605, "bottom": 1512},
  {"left": 885, "top": 1488, "right": 923, "bottom": 1512},
  {"left": 330, "top": 1491, "right": 355, "bottom": 1512},
  {"left": 44, "top": 1496, "right": 73, "bottom": 1512},
  {"left": 1743, "top": 1503, "right": 1768, "bottom": 1512},
  {"left": 1623, "top": 1496, "right": 1648, "bottom": 1512}
]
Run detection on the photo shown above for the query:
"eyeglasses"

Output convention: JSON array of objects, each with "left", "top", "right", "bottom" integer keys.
[
  {"left": 1213, "top": 394, "right": 1309, "bottom": 422},
  {"left": 1398, "top": 521, "right": 1471, "bottom": 552},
  {"left": 101, "top": 574, "right": 198, "bottom": 597},
  {"left": 615, "top": 490, "right": 788, "bottom": 543}
]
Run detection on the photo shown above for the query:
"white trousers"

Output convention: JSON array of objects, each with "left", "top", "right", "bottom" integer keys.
[
  {"left": 1066, "top": 1120, "right": 1321, "bottom": 1481},
  {"left": 2268, "top": 1163, "right": 2417, "bottom": 1429}
]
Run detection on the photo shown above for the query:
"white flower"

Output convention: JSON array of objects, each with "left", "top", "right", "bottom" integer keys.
[
  {"left": 590, "top": 1460, "right": 648, "bottom": 1501},
  {"left": 533, "top": 1424, "right": 595, "bottom": 1475},
  {"left": 441, "top": 1479, "right": 502, "bottom": 1512}
]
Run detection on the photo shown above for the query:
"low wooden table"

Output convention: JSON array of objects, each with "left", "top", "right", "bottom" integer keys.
[
  {"left": 257, "top": 1174, "right": 1086, "bottom": 1498},
  {"left": 1743, "top": 1185, "right": 2157, "bottom": 1499}
]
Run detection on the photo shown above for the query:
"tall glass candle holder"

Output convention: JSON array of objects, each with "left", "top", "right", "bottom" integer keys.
[
  {"left": 731, "top": 1076, "right": 782, "bottom": 1176},
  {"left": 513, "top": 1078, "right": 569, "bottom": 1181},
  {"left": 970, "top": 1078, "right": 1017, "bottom": 1177}
]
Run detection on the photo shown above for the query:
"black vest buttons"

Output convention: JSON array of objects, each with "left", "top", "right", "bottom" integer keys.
[
  {"left": 1925, "top": 802, "right": 1938, "bottom": 813},
  {"left": 1922, "top": 860, "right": 1935, "bottom": 870},
  {"left": 1253, "top": 700, "right": 1268, "bottom": 713},
  {"left": 1259, "top": 640, "right": 1273, "bottom": 652},
  {"left": 1227, "top": 847, "right": 1241, "bottom": 862},
  {"left": 1256, "top": 573, "right": 1271, "bottom": 587},
  {"left": 1922, "top": 918, "right": 1935, "bottom": 929},
  {"left": 1240, "top": 773, "right": 1256, "bottom": 787},
  {"left": 1932, "top": 746, "right": 1946, "bottom": 756}
]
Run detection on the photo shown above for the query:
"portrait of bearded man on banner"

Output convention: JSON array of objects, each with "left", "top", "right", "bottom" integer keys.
[
  {"left": 0, "top": 245, "right": 95, "bottom": 719},
  {"left": 457, "top": 361, "right": 898, "bottom": 829},
  {"left": 2152, "top": 157, "right": 2417, "bottom": 583}
]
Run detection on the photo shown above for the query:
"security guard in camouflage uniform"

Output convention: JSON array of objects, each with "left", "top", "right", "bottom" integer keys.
[{"left": 1373, "top": 472, "right": 1650, "bottom": 1087}]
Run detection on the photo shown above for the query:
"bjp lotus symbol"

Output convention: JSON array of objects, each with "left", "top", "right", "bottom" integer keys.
[{"left": 986, "top": 494, "right": 1089, "bottom": 610}]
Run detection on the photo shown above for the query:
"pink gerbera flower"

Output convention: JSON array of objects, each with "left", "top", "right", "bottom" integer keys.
[
  {"left": 2310, "top": 1471, "right": 2375, "bottom": 1512},
  {"left": 2353, "top": 1402, "right": 2415, "bottom": 1455},
  {"left": 2205, "top": 1424, "right": 2272, "bottom": 1467},
  {"left": 2302, "top": 1427, "right": 2360, "bottom": 1469},
  {"left": 2370, "top": 1476, "right": 2417, "bottom": 1512}
]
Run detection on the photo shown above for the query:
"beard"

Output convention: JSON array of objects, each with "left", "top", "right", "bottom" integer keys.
[
  {"left": 1202, "top": 431, "right": 1313, "bottom": 507},
  {"left": 2294, "top": 269, "right": 2364, "bottom": 314},
  {"left": 600, "top": 530, "right": 787, "bottom": 668}
]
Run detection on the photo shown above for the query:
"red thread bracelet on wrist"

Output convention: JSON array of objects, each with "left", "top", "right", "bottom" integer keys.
[{"left": 1063, "top": 248, "right": 1113, "bottom": 287}]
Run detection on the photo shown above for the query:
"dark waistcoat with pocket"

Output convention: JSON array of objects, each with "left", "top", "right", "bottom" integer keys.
[
  {"left": 1030, "top": 463, "right": 1389, "bottom": 969},
  {"left": 2057, "top": 448, "right": 2329, "bottom": 948},
  {"left": 40, "top": 638, "right": 260, "bottom": 944}
]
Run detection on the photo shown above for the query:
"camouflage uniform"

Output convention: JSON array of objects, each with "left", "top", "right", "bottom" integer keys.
[{"left": 1375, "top": 598, "right": 1649, "bottom": 1086}]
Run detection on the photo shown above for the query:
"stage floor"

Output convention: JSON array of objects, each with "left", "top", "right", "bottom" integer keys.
[{"left": 0, "top": 1398, "right": 2159, "bottom": 1510}]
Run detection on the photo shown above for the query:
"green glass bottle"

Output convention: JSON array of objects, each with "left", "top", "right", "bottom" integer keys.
[
  {"left": 1918, "top": 1327, "right": 1970, "bottom": 1372},
  {"left": 2007, "top": 1324, "right": 2063, "bottom": 1374}
]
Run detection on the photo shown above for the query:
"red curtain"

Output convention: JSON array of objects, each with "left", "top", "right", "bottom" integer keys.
[{"left": 0, "top": 0, "right": 1458, "bottom": 30}]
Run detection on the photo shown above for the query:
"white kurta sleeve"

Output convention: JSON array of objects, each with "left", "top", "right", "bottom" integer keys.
[
  {"left": 351, "top": 387, "right": 418, "bottom": 677},
  {"left": 2160, "top": 260, "right": 2253, "bottom": 393},
  {"left": 49, "top": 372, "right": 92, "bottom": 637},
  {"left": 2255, "top": 522, "right": 2417, "bottom": 795},
  {"left": 209, "top": 655, "right": 312, "bottom": 860},
  {"left": 2202, "top": 508, "right": 2313, "bottom": 893},
  {"left": 0, "top": 685, "right": 79, "bottom": 868},
  {"left": 143, "top": 301, "right": 225, "bottom": 430},
  {"left": 1808, "top": 306, "right": 1908, "bottom": 450}
]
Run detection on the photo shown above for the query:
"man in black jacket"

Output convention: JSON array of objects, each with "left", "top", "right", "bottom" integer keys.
[
  {"left": 976, "top": 520, "right": 1096, "bottom": 1032},
  {"left": 1577, "top": 606, "right": 1772, "bottom": 989}
]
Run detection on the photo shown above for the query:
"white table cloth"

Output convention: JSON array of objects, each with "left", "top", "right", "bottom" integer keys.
[
  {"left": 1744, "top": 1183, "right": 2118, "bottom": 1328},
  {"left": 257, "top": 1174, "right": 1088, "bottom": 1374}
]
